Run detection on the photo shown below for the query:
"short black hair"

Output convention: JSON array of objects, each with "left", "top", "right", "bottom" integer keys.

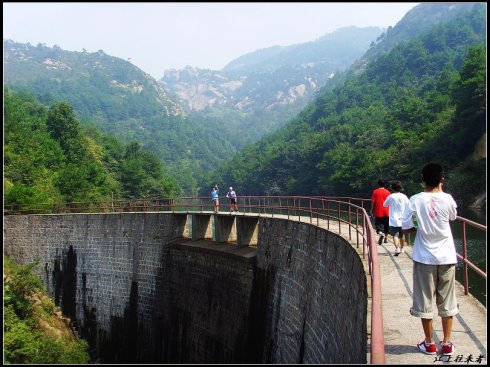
[
  {"left": 378, "top": 179, "right": 386, "bottom": 187},
  {"left": 422, "top": 163, "right": 444, "bottom": 188},
  {"left": 391, "top": 181, "right": 402, "bottom": 192}
]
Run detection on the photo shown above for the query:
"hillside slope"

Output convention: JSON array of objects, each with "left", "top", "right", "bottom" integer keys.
[
  {"left": 3, "top": 41, "right": 232, "bottom": 193},
  {"left": 4, "top": 256, "right": 90, "bottom": 364},
  {"left": 207, "top": 3, "right": 486, "bottom": 208},
  {"left": 160, "top": 26, "right": 382, "bottom": 113},
  {"left": 4, "top": 40, "right": 184, "bottom": 120}
]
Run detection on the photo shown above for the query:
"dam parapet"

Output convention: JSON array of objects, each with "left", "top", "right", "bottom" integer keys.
[{"left": 4, "top": 212, "right": 367, "bottom": 363}]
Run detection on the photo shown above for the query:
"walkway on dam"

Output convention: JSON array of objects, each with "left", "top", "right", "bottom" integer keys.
[
  {"left": 324, "top": 218, "right": 487, "bottom": 365},
  {"left": 216, "top": 211, "right": 487, "bottom": 364}
]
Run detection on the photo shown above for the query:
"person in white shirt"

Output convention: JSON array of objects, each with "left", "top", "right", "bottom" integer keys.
[
  {"left": 226, "top": 187, "right": 238, "bottom": 212},
  {"left": 402, "top": 163, "right": 458, "bottom": 357},
  {"left": 383, "top": 181, "right": 410, "bottom": 256}
]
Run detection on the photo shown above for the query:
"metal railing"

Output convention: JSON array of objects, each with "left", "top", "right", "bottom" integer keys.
[
  {"left": 3, "top": 196, "right": 384, "bottom": 362},
  {"left": 454, "top": 216, "right": 487, "bottom": 295},
  {"left": 4, "top": 196, "right": 487, "bottom": 363}
]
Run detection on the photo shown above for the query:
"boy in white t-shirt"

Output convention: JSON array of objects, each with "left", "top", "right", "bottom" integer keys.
[
  {"left": 226, "top": 187, "right": 238, "bottom": 212},
  {"left": 383, "top": 181, "right": 410, "bottom": 256},
  {"left": 402, "top": 163, "right": 458, "bottom": 357}
]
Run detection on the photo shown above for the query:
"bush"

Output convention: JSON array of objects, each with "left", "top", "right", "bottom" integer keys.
[{"left": 3, "top": 256, "right": 90, "bottom": 364}]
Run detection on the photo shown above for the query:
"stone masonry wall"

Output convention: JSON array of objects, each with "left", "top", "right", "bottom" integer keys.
[
  {"left": 255, "top": 218, "right": 367, "bottom": 364},
  {"left": 3, "top": 213, "right": 367, "bottom": 364}
]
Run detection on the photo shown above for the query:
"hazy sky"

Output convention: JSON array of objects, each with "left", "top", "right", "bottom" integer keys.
[{"left": 4, "top": 2, "right": 419, "bottom": 79}]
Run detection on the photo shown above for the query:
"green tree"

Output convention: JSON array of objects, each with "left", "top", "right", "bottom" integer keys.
[
  {"left": 46, "top": 102, "right": 82, "bottom": 157},
  {"left": 120, "top": 142, "right": 180, "bottom": 198},
  {"left": 452, "top": 45, "right": 486, "bottom": 151}
]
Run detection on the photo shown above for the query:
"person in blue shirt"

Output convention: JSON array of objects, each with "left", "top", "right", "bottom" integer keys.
[{"left": 211, "top": 185, "right": 219, "bottom": 213}]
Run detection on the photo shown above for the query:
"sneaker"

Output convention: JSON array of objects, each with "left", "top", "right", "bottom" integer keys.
[
  {"left": 384, "top": 237, "right": 388, "bottom": 243},
  {"left": 394, "top": 247, "right": 400, "bottom": 256},
  {"left": 440, "top": 341, "right": 455, "bottom": 356},
  {"left": 400, "top": 248, "right": 405, "bottom": 254},
  {"left": 378, "top": 235, "right": 384, "bottom": 245},
  {"left": 417, "top": 340, "right": 437, "bottom": 355}
]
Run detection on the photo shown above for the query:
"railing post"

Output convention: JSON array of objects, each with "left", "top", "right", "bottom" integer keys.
[
  {"left": 348, "top": 201, "right": 352, "bottom": 240},
  {"left": 327, "top": 200, "right": 330, "bottom": 229},
  {"left": 338, "top": 202, "right": 341, "bottom": 234},
  {"left": 321, "top": 199, "right": 325, "bottom": 220},
  {"left": 316, "top": 200, "right": 319, "bottom": 226},
  {"left": 298, "top": 198, "right": 301, "bottom": 222},
  {"left": 327, "top": 200, "right": 330, "bottom": 226},
  {"left": 362, "top": 215, "right": 367, "bottom": 260},
  {"left": 462, "top": 222, "right": 469, "bottom": 295},
  {"left": 309, "top": 198, "right": 313, "bottom": 224},
  {"left": 356, "top": 207, "right": 360, "bottom": 248}
]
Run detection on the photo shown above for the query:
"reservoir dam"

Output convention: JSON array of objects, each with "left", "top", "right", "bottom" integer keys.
[{"left": 3, "top": 212, "right": 368, "bottom": 363}]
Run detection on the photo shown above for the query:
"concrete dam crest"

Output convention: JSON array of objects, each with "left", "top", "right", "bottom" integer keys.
[{"left": 3, "top": 212, "right": 368, "bottom": 363}]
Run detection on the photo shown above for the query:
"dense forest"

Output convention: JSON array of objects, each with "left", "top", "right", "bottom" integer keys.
[
  {"left": 160, "top": 27, "right": 383, "bottom": 152},
  {"left": 3, "top": 3, "right": 486, "bottom": 364},
  {"left": 206, "top": 4, "right": 486, "bottom": 207},
  {"left": 4, "top": 26, "right": 382, "bottom": 197},
  {"left": 3, "top": 41, "right": 183, "bottom": 120},
  {"left": 4, "top": 41, "right": 239, "bottom": 194},
  {"left": 4, "top": 88, "right": 180, "bottom": 206},
  {"left": 3, "top": 3, "right": 487, "bottom": 207}
]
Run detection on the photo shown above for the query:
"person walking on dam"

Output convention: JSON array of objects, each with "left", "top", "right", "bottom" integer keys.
[
  {"left": 211, "top": 184, "right": 219, "bottom": 213},
  {"left": 226, "top": 187, "right": 238, "bottom": 212},
  {"left": 370, "top": 179, "right": 390, "bottom": 245},
  {"left": 383, "top": 181, "right": 410, "bottom": 256},
  {"left": 402, "top": 162, "right": 458, "bottom": 356}
]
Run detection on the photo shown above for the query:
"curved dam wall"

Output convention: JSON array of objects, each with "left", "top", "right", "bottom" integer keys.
[{"left": 3, "top": 213, "right": 367, "bottom": 364}]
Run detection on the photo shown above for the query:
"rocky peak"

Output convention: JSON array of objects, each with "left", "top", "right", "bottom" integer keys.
[{"left": 159, "top": 26, "right": 383, "bottom": 114}]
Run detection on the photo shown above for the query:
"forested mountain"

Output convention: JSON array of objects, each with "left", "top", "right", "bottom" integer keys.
[
  {"left": 4, "top": 88, "right": 180, "bottom": 205},
  {"left": 4, "top": 3, "right": 486, "bottom": 204},
  {"left": 3, "top": 27, "right": 383, "bottom": 194},
  {"left": 4, "top": 40, "right": 184, "bottom": 120},
  {"left": 161, "top": 27, "right": 382, "bottom": 112},
  {"left": 160, "top": 27, "right": 382, "bottom": 144},
  {"left": 3, "top": 41, "right": 236, "bottom": 193},
  {"left": 352, "top": 2, "right": 478, "bottom": 73},
  {"left": 207, "top": 3, "right": 486, "bottom": 208}
]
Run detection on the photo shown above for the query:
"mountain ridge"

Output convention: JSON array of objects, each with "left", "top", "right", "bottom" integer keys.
[
  {"left": 4, "top": 39, "right": 185, "bottom": 120},
  {"left": 206, "top": 2, "right": 486, "bottom": 208},
  {"left": 159, "top": 26, "right": 383, "bottom": 113}
]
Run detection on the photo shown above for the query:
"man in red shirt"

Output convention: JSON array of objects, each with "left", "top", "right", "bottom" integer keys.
[{"left": 371, "top": 179, "right": 390, "bottom": 245}]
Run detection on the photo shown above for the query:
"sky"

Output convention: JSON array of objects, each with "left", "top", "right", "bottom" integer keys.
[{"left": 4, "top": 2, "right": 419, "bottom": 79}]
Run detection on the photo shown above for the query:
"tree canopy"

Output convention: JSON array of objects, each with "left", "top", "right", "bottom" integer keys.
[
  {"left": 206, "top": 5, "right": 486, "bottom": 207},
  {"left": 4, "top": 88, "right": 181, "bottom": 206}
]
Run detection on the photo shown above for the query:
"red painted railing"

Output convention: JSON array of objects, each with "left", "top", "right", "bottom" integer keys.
[
  {"left": 455, "top": 216, "right": 487, "bottom": 295},
  {"left": 4, "top": 196, "right": 486, "bottom": 363}
]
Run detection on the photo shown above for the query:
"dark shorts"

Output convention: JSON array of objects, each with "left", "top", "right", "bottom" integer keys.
[
  {"left": 390, "top": 226, "right": 403, "bottom": 238},
  {"left": 375, "top": 216, "right": 389, "bottom": 234},
  {"left": 229, "top": 198, "right": 237, "bottom": 204}
]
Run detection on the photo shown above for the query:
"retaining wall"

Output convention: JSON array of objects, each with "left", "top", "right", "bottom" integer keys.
[{"left": 3, "top": 213, "right": 367, "bottom": 363}]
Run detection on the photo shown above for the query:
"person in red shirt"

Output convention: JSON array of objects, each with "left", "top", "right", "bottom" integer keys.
[{"left": 370, "top": 179, "right": 391, "bottom": 245}]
